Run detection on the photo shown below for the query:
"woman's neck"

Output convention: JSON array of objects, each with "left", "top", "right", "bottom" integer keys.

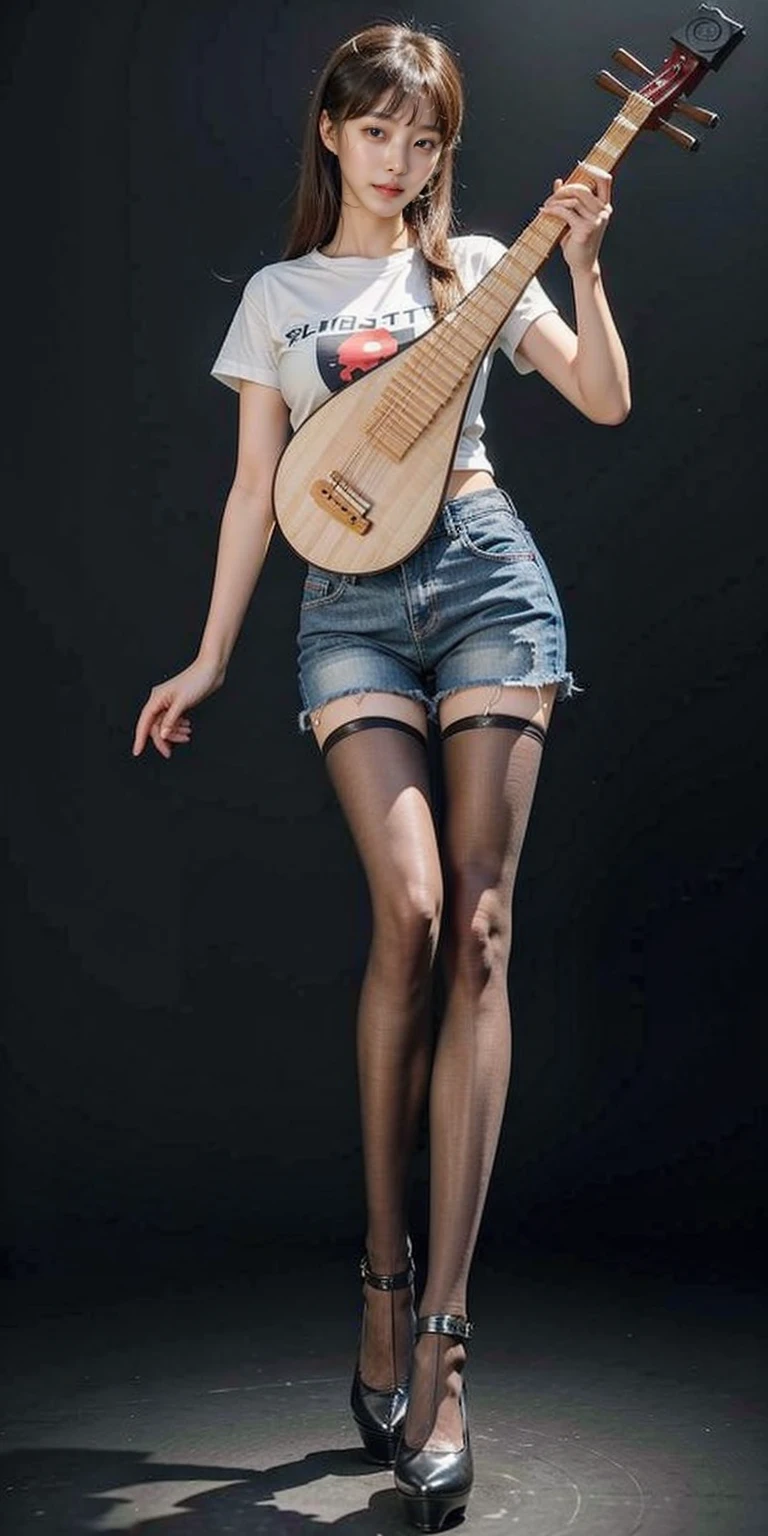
[{"left": 319, "top": 216, "right": 417, "bottom": 260}]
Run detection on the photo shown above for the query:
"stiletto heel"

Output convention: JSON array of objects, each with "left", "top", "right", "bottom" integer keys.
[
  {"left": 394, "top": 1312, "right": 474, "bottom": 1532},
  {"left": 350, "top": 1238, "right": 416, "bottom": 1466}
]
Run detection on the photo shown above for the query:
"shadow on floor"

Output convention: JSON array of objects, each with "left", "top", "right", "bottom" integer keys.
[{"left": 2, "top": 1443, "right": 417, "bottom": 1534}]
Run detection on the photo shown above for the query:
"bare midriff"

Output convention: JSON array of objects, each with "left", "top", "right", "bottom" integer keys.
[{"left": 444, "top": 467, "right": 496, "bottom": 502}]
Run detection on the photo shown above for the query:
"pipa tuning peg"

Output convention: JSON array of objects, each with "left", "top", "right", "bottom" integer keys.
[
  {"left": 613, "top": 46, "right": 653, "bottom": 78},
  {"left": 657, "top": 116, "right": 700, "bottom": 151},
  {"left": 672, "top": 100, "right": 719, "bottom": 128},
  {"left": 595, "top": 69, "right": 630, "bottom": 102}
]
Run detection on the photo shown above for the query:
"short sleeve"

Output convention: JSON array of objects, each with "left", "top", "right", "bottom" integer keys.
[
  {"left": 210, "top": 270, "right": 281, "bottom": 393},
  {"left": 481, "top": 236, "right": 558, "bottom": 375}
]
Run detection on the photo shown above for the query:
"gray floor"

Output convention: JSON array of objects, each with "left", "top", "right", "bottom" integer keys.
[{"left": 2, "top": 1242, "right": 766, "bottom": 1534}]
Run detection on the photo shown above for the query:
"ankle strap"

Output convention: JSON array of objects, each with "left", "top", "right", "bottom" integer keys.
[
  {"left": 359, "top": 1236, "right": 415, "bottom": 1292},
  {"left": 416, "top": 1312, "right": 473, "bottom": 1340}
]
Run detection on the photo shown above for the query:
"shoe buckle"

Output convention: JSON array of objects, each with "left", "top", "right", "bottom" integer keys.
[
  {"left": 359, "top": 1249, "right": 415, "bottom": 1291},
  {"left": 417, "top": 1312, "right": 473, "bottom": 1340}
]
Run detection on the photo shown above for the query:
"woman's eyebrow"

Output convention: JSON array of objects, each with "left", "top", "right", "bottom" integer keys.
[{"left": 366, "top": 108, "right": 442, "bottom": 134}]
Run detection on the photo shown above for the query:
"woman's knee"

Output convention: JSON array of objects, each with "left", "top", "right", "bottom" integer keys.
[
  {"left": 373, "top": 880, "right": 443, "bottom": 972},
  {"left": 446, "top": 865, "right": 512, "bottom": 987}
]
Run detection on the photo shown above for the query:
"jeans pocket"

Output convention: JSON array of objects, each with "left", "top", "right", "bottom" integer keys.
[
  {"left": 300, "top": 567, "right": 348, "bottom": 609},
  {"left": 457, "top": 508, "right": 536, "bottom": 563}
]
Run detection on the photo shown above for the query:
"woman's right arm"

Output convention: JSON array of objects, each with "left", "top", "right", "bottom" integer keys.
[{"left": 132, "top": 381, "right": 290, "bottom": 758}]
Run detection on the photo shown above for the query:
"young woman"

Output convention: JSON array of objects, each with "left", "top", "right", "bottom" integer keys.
[{"left": 133, "top": 21, "right": 629, "bottom": 1532}]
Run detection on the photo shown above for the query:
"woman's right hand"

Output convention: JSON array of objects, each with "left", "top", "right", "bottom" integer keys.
[{"left": 132, "top": 654, "right": 226, "bottom": 759}]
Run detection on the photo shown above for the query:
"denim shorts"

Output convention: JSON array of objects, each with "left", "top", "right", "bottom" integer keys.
[{"left": 296, "top": 486, "right": 578, "bottom": 732}]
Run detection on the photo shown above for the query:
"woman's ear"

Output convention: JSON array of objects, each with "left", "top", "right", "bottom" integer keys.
[{"left": 318, "top": 110, "right": 338, "bottom": 155}]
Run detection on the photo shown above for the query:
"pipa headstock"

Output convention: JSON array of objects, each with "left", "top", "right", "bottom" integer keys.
[{"left": 596, "top": 5, "right": 745, "bottom": 152}]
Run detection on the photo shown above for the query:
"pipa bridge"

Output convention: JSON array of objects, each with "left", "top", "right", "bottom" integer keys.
[{"left": 310, "top": 473, "right": 373, "bottom": 537}]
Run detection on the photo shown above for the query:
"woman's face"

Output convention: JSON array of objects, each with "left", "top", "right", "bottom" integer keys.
[{"left": 319, "top": 92, "right": 443, "bottom": 216}]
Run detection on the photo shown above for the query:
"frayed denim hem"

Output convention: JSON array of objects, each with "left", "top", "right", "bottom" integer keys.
[
  {"left": 298, "top": 674, "right": 583, "bottom": 732},
  {"left": 556, "top": 672, "right": 584, "bottom": 702},
  {"left": 297, "top": 685, "right": 436, "bottom": 734},
  {"left": 432, "top": 671, "right": 583, "bottom": 711}
]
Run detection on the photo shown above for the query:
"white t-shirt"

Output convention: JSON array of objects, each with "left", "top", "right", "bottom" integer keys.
[{"left": 210, "top": 234, "right": 557, "bottom": 474}]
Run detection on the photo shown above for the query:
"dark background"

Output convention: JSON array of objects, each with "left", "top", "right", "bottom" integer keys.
[{"left": 2, "top": 0, "right": 765, "bottom": 1289}]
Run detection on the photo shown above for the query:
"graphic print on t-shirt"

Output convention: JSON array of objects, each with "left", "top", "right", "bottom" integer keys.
[
  {"left": 316, "top": 324, "right": 417, "bottom": 392},
  {"left": 282, "top": 301, "right": 436, "bottom": 394}
]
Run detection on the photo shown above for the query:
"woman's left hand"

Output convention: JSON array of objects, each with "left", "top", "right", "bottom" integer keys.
[{"left": 540, "top": 166, "right": 613, "bottom": 273}]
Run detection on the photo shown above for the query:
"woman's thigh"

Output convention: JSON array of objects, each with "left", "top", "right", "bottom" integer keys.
[
  {"left": 437, "top": 683, "right": 556, "bottom": 974},
  {"left": 311, "top": 693, "right": 443, "bottom": 933},
  {"left": 438, "top": 681, "right": 556, "bottom": 865}
]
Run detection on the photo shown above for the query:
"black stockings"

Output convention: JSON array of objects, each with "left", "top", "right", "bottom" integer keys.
[
  {"left": 323, "top": 711, "right": 548, "bottom": 1444},
  {"left": 323, "top": 720, "right": 439, "bottom": 1393}
]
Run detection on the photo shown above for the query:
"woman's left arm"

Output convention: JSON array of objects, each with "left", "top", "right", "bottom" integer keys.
[{"left": 514, "top": 167, "right": 632, "bottom": 426}]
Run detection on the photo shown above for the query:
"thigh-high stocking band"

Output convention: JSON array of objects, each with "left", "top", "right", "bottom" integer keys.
[
  {"left": 321, "top": 715, "right": 428, "bottom": 759},
  {"left": 440, "top": 713, "right": 547, "bottom": 748}
]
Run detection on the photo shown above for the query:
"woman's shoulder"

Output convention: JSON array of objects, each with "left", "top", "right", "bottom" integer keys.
[
  {"left": 448, "top": 231, "right": 509, "bottom": 269},
  {"left": 240, "top": 250, "right": 320, "bottom": 302}
]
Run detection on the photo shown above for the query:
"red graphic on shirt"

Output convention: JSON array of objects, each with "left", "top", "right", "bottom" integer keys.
[
  {"left": 337, "top": 328, "right": 400, "bottom": 382},
  {"left": 316, "top": 325, "right": 415, "bottom": 393}
]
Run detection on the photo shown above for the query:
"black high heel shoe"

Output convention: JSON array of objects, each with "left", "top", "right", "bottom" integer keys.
[
  {"left": 394, "top": 1313, "right": 474, "bottom": 1533},
  {"left": 349, "top": 1239, "right": 416, "bottom": 1466}
]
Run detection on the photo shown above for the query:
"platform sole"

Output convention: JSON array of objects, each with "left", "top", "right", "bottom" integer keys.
[
  {"left": 353, "top": 1420, "right": 401, "bottom": 1466},
  {"left": 396, "top": 1488, "right": 471, "bottom": 1532}
]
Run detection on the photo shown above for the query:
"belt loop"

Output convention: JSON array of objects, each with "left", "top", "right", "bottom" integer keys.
[{"left": 441, "top": 499, "right": 459, "bottom": 538}]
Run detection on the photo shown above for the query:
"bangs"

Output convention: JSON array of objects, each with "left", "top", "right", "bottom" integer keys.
[{"left": 336, "top": 58, "right": 455, "bottom": 141}]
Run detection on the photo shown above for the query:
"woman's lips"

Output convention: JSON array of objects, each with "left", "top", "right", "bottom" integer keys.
[{"left": 373, "top": 184, "right": 404, "bottom": 197}]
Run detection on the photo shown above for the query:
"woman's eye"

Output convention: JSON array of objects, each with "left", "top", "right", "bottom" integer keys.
[{"left": 364, "top": 127, "right": 436, "bottom": 151}]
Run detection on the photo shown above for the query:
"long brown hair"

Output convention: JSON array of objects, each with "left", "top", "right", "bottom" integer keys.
[{"left": 282, "top": 23, "right": 466, "bottom": 316}]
